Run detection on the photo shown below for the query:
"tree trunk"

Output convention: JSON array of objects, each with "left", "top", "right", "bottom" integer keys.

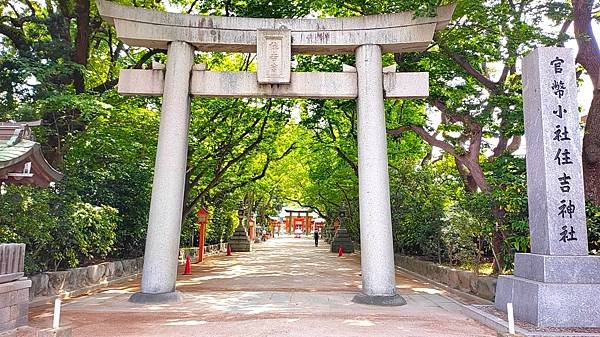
[
  {"left": 583, "top": 95, "right": 600, "bottom": 204},
  {"left": 460, "top": 156, "right": 492, "bottom": 192},
  {"left": 491, "top": 204, "right": 507, "bottom": 274},
  {"left": 74, "top": 0, "right": 90, "bottom": 93},
  {"left": 573, "top": 0, "right": 600, "bottom": 205},
  {"left": 457, "top": 155, "right": 508, "bottom": 272}
]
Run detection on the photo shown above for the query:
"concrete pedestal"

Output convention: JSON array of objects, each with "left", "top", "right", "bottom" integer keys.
[
  {"left": 496, "top": 269, "right": 600, "bottom": 327},
  {"left": 354, "top": 44, "right": 404, "bottom": 306},
  {"left": 131, "top": 41, "right": 195, "bottom": 303},
  {"left": 0, "top": 279, "right": 30, "bottom": 332},
  {"left": 495, "top": 253, "right": 600, "bottom": 327}
]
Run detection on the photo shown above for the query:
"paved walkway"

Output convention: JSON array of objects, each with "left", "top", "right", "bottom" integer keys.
[{"left": 29, "top": 236, "right": 495, "bottom": 337}]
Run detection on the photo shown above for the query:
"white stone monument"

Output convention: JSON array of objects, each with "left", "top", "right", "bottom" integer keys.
[
  {"left": 495, "top": 47, "right": 600, "bottom": 327},
  {"left": 96, "top": 0, "right": 455, "bottom": 305}
]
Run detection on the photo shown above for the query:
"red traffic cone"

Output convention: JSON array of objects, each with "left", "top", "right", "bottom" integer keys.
[
  {"left": 226, "top": 243, "right": 232, "bottom": 256},
  {"left": 183, "top": 255, "right": 192, "bottom": 275},
  {"left": 338, "top": 246, "right": 343, "bottom": 257}
]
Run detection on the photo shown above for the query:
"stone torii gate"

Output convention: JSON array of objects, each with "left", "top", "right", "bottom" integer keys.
[{"left": 97, "top": 0, "right": 454, "bottom": 305}]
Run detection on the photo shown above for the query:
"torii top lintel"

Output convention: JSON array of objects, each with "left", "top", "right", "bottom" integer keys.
[{"left": 96, "top": 0, "right": 454, "bottom": 54}]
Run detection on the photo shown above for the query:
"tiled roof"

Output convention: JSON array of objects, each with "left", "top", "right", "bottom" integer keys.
[{"left": 0, "top": 139, "right": 35, "bottom": 168}]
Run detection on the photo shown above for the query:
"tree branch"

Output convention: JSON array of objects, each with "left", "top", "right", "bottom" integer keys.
[
  {"left": 388, "top": 125, "right": 458, "bottom": 157},
  {"left": 437, "top": 41, "right": 498, "bottom": 92},
  {"left": 90, "top": 48, "right": 165, "bottom": 93}
]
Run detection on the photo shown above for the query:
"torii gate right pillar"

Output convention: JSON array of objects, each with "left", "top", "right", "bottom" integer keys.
[{"left": 353, "top": 44, "right": 405, "bottom": 306}]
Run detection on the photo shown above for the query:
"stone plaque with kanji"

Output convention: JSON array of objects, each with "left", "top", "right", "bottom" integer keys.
[{"left": 257, "top": 29, "right": 291, "bottom": 84}]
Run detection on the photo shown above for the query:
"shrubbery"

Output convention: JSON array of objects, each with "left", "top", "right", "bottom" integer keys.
[
  {"left": 0, "top": 184, "right": 117, "bottom": 273},
  {"left": 588, "top": 202, "right": 600, "bottom": 254}
]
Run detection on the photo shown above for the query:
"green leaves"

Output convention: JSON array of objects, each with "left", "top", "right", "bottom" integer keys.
[{"left": 0, "top": 185, "right": 118, "bottom": 273}]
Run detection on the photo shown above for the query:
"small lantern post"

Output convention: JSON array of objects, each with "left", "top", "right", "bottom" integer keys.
[{"left": 196, "top": 207, "right": 209, "bottom": 263}]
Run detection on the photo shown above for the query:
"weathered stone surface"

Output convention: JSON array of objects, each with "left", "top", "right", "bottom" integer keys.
[
  {"left": 38, "top": 327, "right": 72, "bottom": 337},
  {"left": 495, "top": 275, "right": 600, "bottom": 327},
  {"left": 229, "top": 225, "right": 252, "bottom": 252},
  {"left": 447, "top": 269, "right": 459, "bottom": 289},
  {"left": 0, "top": 279, "right": 30, "bottom": 333},
  {"left": 71, "top": 268, "right": 88, "bottom": 289},
  {"left": 0, "top": 321, "right": 17, "bottom": 333},
  {"left": 0, "top": 327, "right": 16, "bottom": 337},
  {"left": 28, "top": 257, "right": 143, "bottom": 303},
  {"left": 97, "top": 0, "right": 454, "bottom": 53},
  {"left": 495, "top": 47, "right": 599, "bottom": 328},
  {"left": 137, "top": 41, "right": 194, "bottom": 297},
  {"left": 0, "top": 280, "right": 31, "bottom": 301},
  {"left": 356, "top": 44, "right": 396, "bottom": 299},
  {"left": 134, "top": 258, "right": 144, "bottom": 271},
  {"left": 121, "top": 260, "right": 133, "bottom": 275},
  {"left": 114, "top": 261, "right": 124, "bottom": 278},
  {"left": 0, "top": 244, "right": 25, "bottom": 283},
  {"left": 0, "top": 307, "right": 10, "bottom": 324},
  {"left": 257, "top": 29, "right": 291, "bottom": 84},
  {"left": 29, "top": 273, "right": 47, "bottom": 296},
  {"left": 522, "top": 47, "right": 587, "bottom": 255},
  {"left": 128, "top": 291, "right": 182, "bottom": 304},
  {"left": 118, "top": 69, "right": 164, "bottom": 96},
  {"left": 351, "top": 292, "right": 406, "bottom": 306},
  {"left": 383, "top": 72, "right": 429, "bottom": 99},
  {"left": 330, "top": 227, "right": 354, "bottom": 254},
  {"left": 86, "top": 264, "right": 106, "bottom": 284},
  {"left": 119, "top": 70, "right": 429, "bottom": 100},
  {"left": 514, "top": 253, "right": 600, "bottom": 283},
  {"left": 471, "top": 277, "right": 497, "bottom": 301},
  {"left": 0, "top": 275, "right": 23, "bottom": 285},
  {"left": 457, "top": 271, "right": 472, "bottom": 292},
  {"left": 394, "top": 255, "right": 497, "bottom": 301},
  {"left": 47, "top": 272, "right": 68, "bottom": 295}
]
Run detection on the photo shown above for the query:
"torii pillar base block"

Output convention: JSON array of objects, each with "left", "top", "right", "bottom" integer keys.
[
  {"left": 129, "top": 291, "right": 183, "bottom": 304},
  {"left": 352, "top": 292, "right": 407, "bottom": 307}
]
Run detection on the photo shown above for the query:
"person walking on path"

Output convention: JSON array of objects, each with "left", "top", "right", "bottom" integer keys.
[{"left": 314, "top": 229, "right": 319, "bottom": 247}]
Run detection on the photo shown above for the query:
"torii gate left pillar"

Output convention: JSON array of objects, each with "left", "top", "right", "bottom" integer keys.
[
  {"left": 129, "top": 41, "right": 194, "bottom": 303},
  {"left": 97, "top": 0, "right": 454, "bottom": 305}
]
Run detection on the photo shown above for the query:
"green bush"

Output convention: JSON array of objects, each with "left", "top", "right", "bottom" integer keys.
[
  {"left": 64, "top": 106, "right": 158, "bottom": 258},
  {"left": 588, "top": 202, "right": 600, "bottom": 254},
  {"left": 390, "top": 166, "right": 451, "bottom": 258},
  {"left": 0, "top": 184, "right": 117, "bottom": 273},
  {"left": 441, "top": 207, "right": 487, "bottom": 271}
]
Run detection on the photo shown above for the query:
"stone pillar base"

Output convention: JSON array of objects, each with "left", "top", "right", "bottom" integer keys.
[
  {"left": 128, "top": 291, "right": 182, "bottom": 304},
  {"left": 495, "top": 253, "right": 600, "bottom": 327},
  {"left": 0, "top": 279, "right": 30, "bottom": 333},
  {"left": 229, "top": 225, "right": 252, "bottom": 252},
  {"left": 351, "top": 292, "right": 406, "bottom": 306},
  {"left": 330, "top": 227, "right": 354, "bottom": 253},
  {"left": 38, "top": 327, "right": 73, "bottom": 337}
]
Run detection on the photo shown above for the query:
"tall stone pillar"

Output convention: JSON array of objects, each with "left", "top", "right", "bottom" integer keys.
[
  {"left": 495, "top": 47, "right": 600, "bottom": 327},
  {"left": 130, "top": 41, "right": 195, "bottom": 304},
  {"left": 352, "top": 44, "right": 405, "bottom": 306}
]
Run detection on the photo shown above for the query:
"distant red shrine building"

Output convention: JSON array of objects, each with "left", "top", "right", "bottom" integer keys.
[
  {"left": 283, "top": 209, "right": 325, "bottom": 235},
  {"left": 0, "top": 121, "right": 63, "bottom": 187},
  {"left": 268, "top": 216, "right": 283, "bottom": 234}
]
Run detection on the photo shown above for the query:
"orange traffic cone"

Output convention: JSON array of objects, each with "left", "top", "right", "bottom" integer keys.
[
  {"left": 183, "top": 255, "right": 192, "bottom": 275},
  {"left": 338, "top": 246, "right": 343, "bottom": 257},
  {"left": 226, "top": 243, "right": 232, "bottom": 256}
]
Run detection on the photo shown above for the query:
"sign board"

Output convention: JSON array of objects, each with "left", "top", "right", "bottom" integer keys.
[{"left": 196, "top": 207, "right": 209, "bottom": 224}]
